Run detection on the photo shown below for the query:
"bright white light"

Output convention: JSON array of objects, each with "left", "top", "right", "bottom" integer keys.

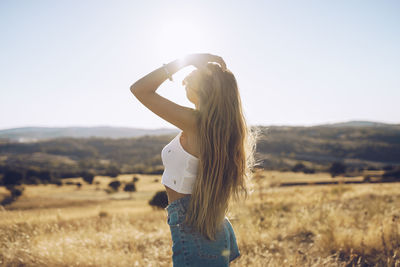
[
  {"left": 155, "top": 17, "right": 213, "bottom": 62},
  {"left": 152, "top": 13, "right": 216, "bottom": 109}
]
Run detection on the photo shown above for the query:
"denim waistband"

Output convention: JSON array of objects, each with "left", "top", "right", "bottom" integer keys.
[{"left": 165, "top": 194, "right": 192, "bottom": 215}]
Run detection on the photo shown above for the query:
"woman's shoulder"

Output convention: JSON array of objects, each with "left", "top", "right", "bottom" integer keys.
[
  {"left": 180, "top": 128, "right": 200, "bottom": 159},
  {"left": 179, "top": 108, "right": 199, "bottom": 133}
]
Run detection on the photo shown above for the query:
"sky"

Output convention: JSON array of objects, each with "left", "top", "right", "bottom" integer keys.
[{"left": 0, "top": 0, "right": 399, "bottom": 130}]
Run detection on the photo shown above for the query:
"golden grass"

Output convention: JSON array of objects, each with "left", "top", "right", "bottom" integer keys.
[{"left": 0, "top": 172, "right": 399, "bottom": 266}]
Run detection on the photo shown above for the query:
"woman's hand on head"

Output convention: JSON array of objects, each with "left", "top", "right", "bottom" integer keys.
[{"left": 183, "top": 53, "right": 226, "bottom": 71}]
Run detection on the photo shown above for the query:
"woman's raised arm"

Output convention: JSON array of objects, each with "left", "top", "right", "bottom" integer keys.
[
  {"left": 130, "top": 53, "right": 226, "bottom": 96},
  {"left": 129, "top": 54, "right": 226, "bottom": 132},
  {"left": 130, "top": 58, "right": 186, "bottom": 96}
]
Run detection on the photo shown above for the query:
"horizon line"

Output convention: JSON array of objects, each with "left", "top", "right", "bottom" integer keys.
[{"left": 0, "top": 119, "right": 399, "bottom": 131}]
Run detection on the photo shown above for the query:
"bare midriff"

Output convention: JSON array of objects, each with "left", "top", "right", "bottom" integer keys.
[{"left": 164, "top": 185, "right": 191, "bottom": 204}]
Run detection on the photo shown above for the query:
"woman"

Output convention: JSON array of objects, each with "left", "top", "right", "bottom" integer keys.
[{"left": 130, "top": 53, "right": 257, "bottom": 266}]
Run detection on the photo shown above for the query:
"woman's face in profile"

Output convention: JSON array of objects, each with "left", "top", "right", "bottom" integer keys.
[{"left": 185, "top": 84, "right": 199, "bottom": 106}]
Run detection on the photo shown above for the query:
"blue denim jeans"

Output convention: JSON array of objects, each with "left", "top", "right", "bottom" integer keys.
[{"left": 165, "top": 195, "right": 240, "bottom": 267}]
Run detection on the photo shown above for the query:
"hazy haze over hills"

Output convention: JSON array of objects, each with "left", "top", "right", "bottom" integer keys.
[
  {"left": 0, "top": 121, "right": 398, "bottom": 142},
  {"left": 0, "top": 127, "right": 179, "bottom": 142},
  {"left": 318, "top": 121, "right": 398, "bottom": 128}
]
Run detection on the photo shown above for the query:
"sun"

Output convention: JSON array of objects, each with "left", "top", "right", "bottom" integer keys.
[{"left": 156, "top": 17, "right": 212, "bottom": 62}]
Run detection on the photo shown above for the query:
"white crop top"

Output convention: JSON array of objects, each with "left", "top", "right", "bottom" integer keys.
[{"left": 161, "top": 131, "right": 199, "bottom": 194}]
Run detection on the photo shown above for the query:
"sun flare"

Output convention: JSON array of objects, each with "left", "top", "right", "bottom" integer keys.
[{"left": 156, "top": 18, "right": 212, "bottom": 62}]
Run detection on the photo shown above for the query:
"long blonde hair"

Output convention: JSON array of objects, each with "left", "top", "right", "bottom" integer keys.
[{"left": 182, "top": 63, "right": 259, "bottom": 241}]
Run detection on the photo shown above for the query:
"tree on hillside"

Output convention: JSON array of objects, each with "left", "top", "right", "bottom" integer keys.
[
  {"left": 105, "top": 165, "right": 120, "bottom": 178},
  {"left": 149, "top": 191, "right": 168, "bottom": 209},
  {"left": 108, "top": 180, "right": 121, "bottom": 191},
  {"left": 2, "top": 169, "right": 24, "bottom": 186},
  {"left": 52, "top": 179, "right": 63, "bottom": 186},
  {"left": 292, "top": 162, "right": 306, "bottom": 172},
  {"left": 329, "top": 162, "right": 347, "bottom": 178},
  {"left": 382, "top": 165, "right": 394, "bottom": 171},
  {"left": 382, "top": 167, "right": 400, "bottom": 181},
  {"left": 25, "top": 168, "right": 42, "bottom": 185},
  {"left": 25, "top": 169, "right": 54, "bottom": 184},
  {"left": 8, "top": 186, "right": 24, "bottom": 198},
  {"left": 37, "top": 170, "right": 53, "bottom": 184},
  {"left": 81, "top": 171, "right": 95, "bottom": 184},
  {"left": 76, "top": 182, "right": 82, "bottom": 189},
  {"left": 1, "top": 185, "right": 24, "bottom": 206},
  {"left": 124, "top": 182, "right": 136, "bottom": 198}
]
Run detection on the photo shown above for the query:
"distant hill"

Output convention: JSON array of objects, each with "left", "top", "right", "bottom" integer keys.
[
  {"left": 1, "top": 121, "right": 398, "bottom": 142},
  {"left": 257, "top": 122, "right": 400, "bottom": 170},
  {"left": 0, "top": 127, "right": 179, "bottom": 142},
  {"left": 0, "top": 121, "right": 399, "bottom": 182},
  {"left": 318, "top": 120, "right": 398, "bottom": 128}
]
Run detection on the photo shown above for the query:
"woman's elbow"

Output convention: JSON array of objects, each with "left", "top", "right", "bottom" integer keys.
[{"left": 130, "top": 84, "right": 139, "bottom": 96}]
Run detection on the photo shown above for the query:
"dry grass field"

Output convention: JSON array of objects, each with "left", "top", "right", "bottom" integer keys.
[{"left": 0, "top": 171, "right": 399, "bottom": 266}]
